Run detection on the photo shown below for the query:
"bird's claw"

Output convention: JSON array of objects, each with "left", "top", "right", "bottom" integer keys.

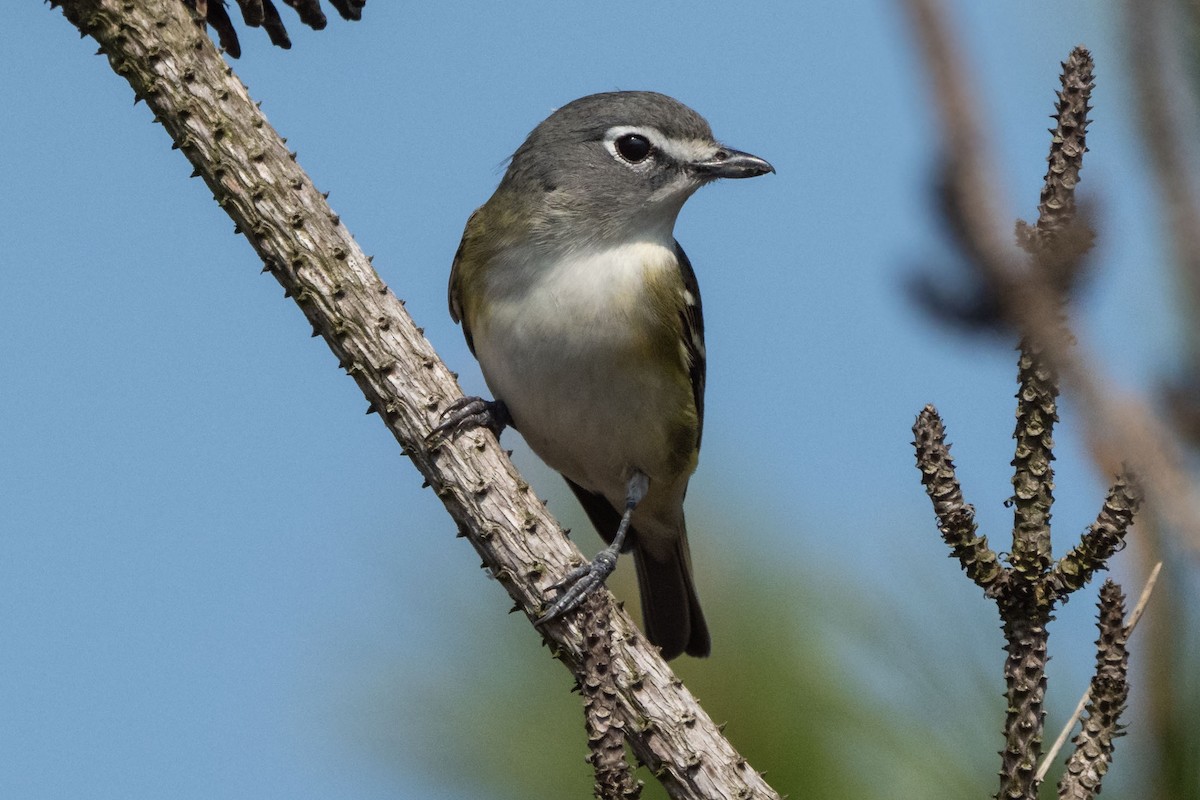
[
  {"left": 535, "top": 549, "right": 619, "bottom": 625},
  {"left": 426, "top": 396, "right": 510, "bottom": 445}
]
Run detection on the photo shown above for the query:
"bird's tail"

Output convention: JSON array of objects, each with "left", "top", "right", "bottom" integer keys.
[{"left": 633, "top": 533, "right": 710, "bottom": 660}]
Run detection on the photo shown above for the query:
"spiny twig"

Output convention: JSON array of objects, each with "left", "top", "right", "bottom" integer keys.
[
  {"left": 581, "top": 593, "right": 642, "bottom": 800},
  {"left": 1048, "top": 472, "right": 1143, "bottom": 599},
  {"left": 903, "top": 0, "right": 1200, "bottom": 556},
  {"left": 1056, "top": 581, "right": 1132, "bottom": 800},
  {"left": 47, "top": 3, "right": 779, "bottom": 798},
  {"left": 1015, "top": 45, "right": 1096, "bottom": 294},
  {"left": 912, "top": 406, "right": 1007, "bottom": 596},
  {"left": 902, "top": 20, "right": 1147, "bottom": 800},
  {"left": 1009, "top": 340, "right": 1059, "bottom": 582},
  {"left": 1039, "top": 562, "right": 1161, "bottom": 782}
]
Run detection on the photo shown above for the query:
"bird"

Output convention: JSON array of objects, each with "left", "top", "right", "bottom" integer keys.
[{"left": 433, "top": 91, "right": 773, "bottom": 659}]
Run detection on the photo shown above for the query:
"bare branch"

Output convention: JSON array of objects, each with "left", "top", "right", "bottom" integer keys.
[
  {"left": 581, "top": 594, "right": 642, "bottom": 800},
  {"left": 47, "top": 1, "right": 779, "bottom": 797},
  {"left": 1010, "top": 341, "right": 1059, "bottom": 579},
  {"left": 903, "top": 0, "right": 1200, "bottom": 554},
  {"left": 1039, "top": 562, "right": 1161, "bottom": 780},
  {"left": 1049, "top": 470, "right": 1142, "bottom": 599},
  {"left": 1056, "top": 581, "right": 1132, "bottom": 800},
  {"left": 912, "top": 405, "right": 1008, "bottom": 594},
  {"left": 900, "top": 8, "right": 1149, "bottom": 797},
  {"left": 999, "top": 612, "right": 1052, "bottom": 798},
  {"left": 1008, "top": 49, "right": 1100, "bottom": 584},
  {"left": 1030, "top": 45, "right": 1092, "bottom": 235}
]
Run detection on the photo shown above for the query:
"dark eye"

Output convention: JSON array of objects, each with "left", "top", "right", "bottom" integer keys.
[{"left": 615, "top": 133, "right": 652, "bottom": 163}]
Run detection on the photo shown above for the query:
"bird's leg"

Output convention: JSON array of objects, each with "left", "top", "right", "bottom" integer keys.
[
  {"left": 536, "top": 470, "right": 649, "bottom": 625},
  {"left": 426, "top": 396, "right": 511, "bottom": 444}
]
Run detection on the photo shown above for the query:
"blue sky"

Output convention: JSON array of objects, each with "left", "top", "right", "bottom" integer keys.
[{"left": 1, "top": 3, "right": 1176, "bottom": 798}]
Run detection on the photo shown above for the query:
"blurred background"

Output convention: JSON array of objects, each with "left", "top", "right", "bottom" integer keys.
[{"left": 3, "top": 1, "right": 1197, "bottom": 798}]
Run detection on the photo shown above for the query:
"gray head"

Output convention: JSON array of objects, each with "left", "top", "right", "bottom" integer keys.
[{"left": 497, "top": 91, "right": 773, "bottom": 244}]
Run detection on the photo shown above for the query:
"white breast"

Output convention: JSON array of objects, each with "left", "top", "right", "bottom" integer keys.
[{"left": 470, "top": 240, "right": 694, "bottom": 512}]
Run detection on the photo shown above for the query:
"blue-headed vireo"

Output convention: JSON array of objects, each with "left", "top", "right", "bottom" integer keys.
[{"left": 433, "top": 91, "right": 773, "bottom": 659}]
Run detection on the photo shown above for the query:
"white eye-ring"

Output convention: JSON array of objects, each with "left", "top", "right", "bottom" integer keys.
[
  {"left": 604, "top": 125, "right": 722, "bottom": 172},
  {"left": 615, "top": 133, "right": 652, "bottom": 163},
  {"left": 604, "top": 126, "right": 661, "bottom": 170}
]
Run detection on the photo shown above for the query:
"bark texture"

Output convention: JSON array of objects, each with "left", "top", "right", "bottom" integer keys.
[{"left": 51, "top": 2, "right": 779, "bottom": 798}]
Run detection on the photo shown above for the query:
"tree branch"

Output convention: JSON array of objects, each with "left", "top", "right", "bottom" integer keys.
[
  {"left": 1009, "top": 339, "right": 1059, "bottom": 579},
  {"left": 1056, "top": 580, "right": 1131, "bottom": 800},
  {"left": 912, "top": 404, "right": 1007, "bottom": 595},
  {"left": 901, "top": 10, "right": 1149, "bottom": 798},
  {"left": 581, "top": 593, "right": 643, "bottom": 800},
  {"left": 48, "top": 2, "right": 779, "bottom": 798},
  {"left": 1039, "top": 561, "right": 1159, "bottom": 784},
  {"left": 1048, "top": 470, "right": 1142, "bottom": 599},
  {"left": 904, "top": 0, "right": 1200, "bottom": 556}
]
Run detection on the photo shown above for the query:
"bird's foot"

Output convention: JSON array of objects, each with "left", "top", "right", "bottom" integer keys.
[
  {"left": 535, "top": 546, "right": 620, "bottom": 625},
  {"left": 536, "top": 470, "right": 647, "bottom": 625},
  {"left": 426, "top": 396, "right": 510, "bottom": 444}
]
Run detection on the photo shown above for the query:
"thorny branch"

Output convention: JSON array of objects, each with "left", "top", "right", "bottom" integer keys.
[
  {"left": 1040, "top": 562, "right": 1161, "bottom": 783},
  {"left": 47, "top": 2, "right": 779, "bottom": 798},
  {"left": 1056, "top": 581, "right": 1132, "bottom": 800},
  {"left": 913, "top": 406, "right": 1006, "bottom": 595},
  {"left": 581, "top": 593, "right": 642, "bottom": 800},
  {"left": 1049, "top": 474, "right": 1142, "bottom": 599},
  {"left": 902, "top": 0, "right": 1200, "bottom": 554},
  {"left": 903, "top": 10, "right": 1149, "bottom": 798}
]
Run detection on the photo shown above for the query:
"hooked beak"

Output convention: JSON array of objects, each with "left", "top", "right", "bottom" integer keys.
[{"left": 691, "top": 146, "right": 775, "bottom": 179}]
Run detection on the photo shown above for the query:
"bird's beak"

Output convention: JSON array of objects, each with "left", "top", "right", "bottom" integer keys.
[{"left": 691, "top": 146, "right": 775, "bottom": 179}]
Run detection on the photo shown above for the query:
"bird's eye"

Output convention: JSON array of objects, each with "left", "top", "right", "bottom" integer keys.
[{"left": 615, "top": 133, "right": 653, "bottom": 163}]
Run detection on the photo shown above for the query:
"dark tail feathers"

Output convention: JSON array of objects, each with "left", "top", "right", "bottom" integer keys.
[
  {"left": 633, "top": 538, "right": 710, "bottom": 660},
  {"left": 562, "top": 477, "right": 709, "bottom": 659}
]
